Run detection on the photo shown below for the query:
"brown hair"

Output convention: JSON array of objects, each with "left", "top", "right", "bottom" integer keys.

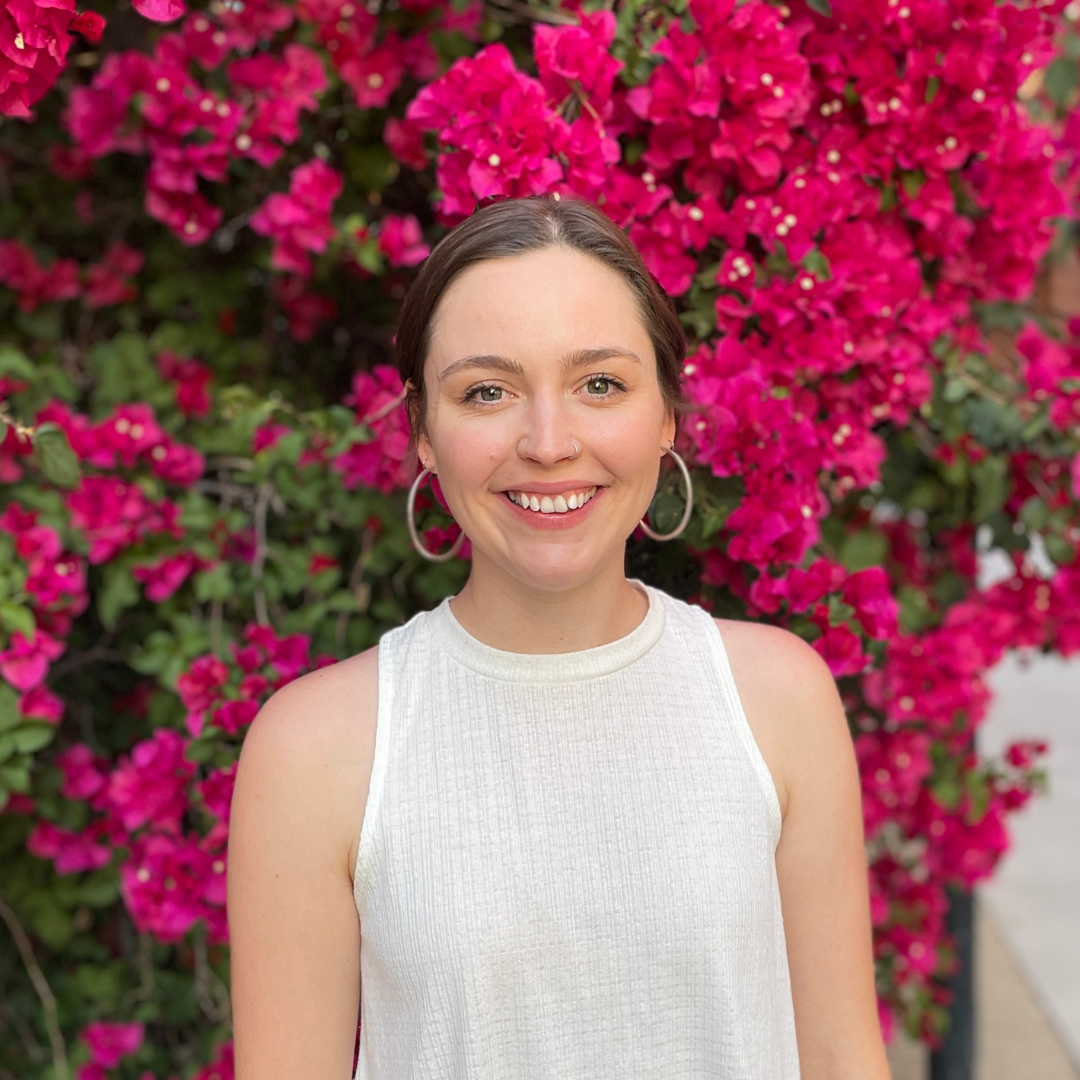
[{"left": 394, "top": 194, "right": 687, "bottom": 438}]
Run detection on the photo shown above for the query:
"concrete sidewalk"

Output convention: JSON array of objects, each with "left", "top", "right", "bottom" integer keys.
[{"left": 884, "top": 651, "right": 1080, "bottom": 1080}]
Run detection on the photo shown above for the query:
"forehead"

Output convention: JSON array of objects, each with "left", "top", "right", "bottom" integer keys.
[{"left": 426, "top": 247, "right": 655, "bottom": 375}]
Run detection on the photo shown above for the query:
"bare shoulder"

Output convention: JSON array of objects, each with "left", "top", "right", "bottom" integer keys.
[
  {"left": 711, "top": 617, "right": 847, "bottom": 822},
  {"left": 236, "top": 644, "right": 380, "bottom": 885}
]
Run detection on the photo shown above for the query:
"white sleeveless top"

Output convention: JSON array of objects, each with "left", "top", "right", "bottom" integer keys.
[{"left": 351, "top": 582, "right": 801, "bottom": 1079}]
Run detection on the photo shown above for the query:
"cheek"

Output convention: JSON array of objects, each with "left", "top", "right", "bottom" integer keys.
[{"left": 429, "top": 418, "right": 509, "bottom": 496}]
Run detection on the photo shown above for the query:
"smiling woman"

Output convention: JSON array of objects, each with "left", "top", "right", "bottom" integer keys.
[{"left": 226, "top": 195, "right": 893, "bottom": 1080}]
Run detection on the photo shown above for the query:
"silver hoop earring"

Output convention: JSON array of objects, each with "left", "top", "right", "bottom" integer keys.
[
  {"left": 406, "top": 468, "right": 466, "bottom": 562},
  {"left": 638, "top": 447, "right": 693, "bottom": 542}
]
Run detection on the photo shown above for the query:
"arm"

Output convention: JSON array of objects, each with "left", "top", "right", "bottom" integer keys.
[
  {"left": 720, "top": 619, "right": 892, "bottom": 1080},
  {"left": 227, "top": 647, "right": 379, "bottom": 1080}
]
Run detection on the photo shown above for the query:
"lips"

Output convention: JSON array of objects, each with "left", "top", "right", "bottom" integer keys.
[{"left": 506, "top": 486, "right": 597, "bottom": 514}]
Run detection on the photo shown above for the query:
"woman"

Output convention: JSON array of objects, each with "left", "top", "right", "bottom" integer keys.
[{"left": 227, "top": 195, "right": 893, "bottom": 1080}]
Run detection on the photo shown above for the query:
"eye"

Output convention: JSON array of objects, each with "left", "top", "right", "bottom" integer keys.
[
  {"left": 462, "top": 384, "right": 505, "bottom": 404},
  {"left": 582, "top": 374, "right": 626, "bottom": 397}
]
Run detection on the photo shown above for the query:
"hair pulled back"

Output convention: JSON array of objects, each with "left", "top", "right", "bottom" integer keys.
[{"left": 394, "top": 194, "right": 687, "bottom": 438}]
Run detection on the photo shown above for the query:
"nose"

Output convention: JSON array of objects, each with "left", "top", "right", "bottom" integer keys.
[{"left": 516, "top": 394, "right": 579, "bottom": 466}]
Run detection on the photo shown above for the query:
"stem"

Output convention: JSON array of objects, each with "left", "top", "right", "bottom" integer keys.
[
  {"left": 252, "top": 482, "right": 274, "bottom": 627},
  {"left": 0, "top": 891, "right": 69, "bottom": 1080}
]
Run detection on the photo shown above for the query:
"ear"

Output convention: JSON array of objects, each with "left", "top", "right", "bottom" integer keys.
[
  {"left": 661, "top": 405, "right": 677, "bottom": 453},
  {"left": 404, "top": 379, "right": 433, "bottom": 469}
]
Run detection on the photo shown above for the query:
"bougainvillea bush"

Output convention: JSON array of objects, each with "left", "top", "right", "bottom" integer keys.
[{"left": 3, "top": 0, "right": 1080, "bottom": 1074}]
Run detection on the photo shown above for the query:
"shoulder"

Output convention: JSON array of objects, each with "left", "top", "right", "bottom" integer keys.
[
  {"left": 710, "top": 617, "right": 847, "bottom": 822},
  {"left": 235, "top": 644, "right": 380, "bottom": 884}
]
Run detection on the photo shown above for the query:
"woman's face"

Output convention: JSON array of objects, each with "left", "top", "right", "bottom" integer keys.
[{"left": 416, "top": 246, "right": 676, "bottom": 592}]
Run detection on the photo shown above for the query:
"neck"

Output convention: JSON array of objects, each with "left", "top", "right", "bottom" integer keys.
[{"left": 448, "top": 553, "right": 648, "bottom": 654}]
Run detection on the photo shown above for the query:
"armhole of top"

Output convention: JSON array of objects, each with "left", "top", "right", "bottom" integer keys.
[
  {"left": 352, "top": 633, "right": 395, "bottom": 902},
  {"left": 700, "top": 609, "right": 784, "bottom": 852}
]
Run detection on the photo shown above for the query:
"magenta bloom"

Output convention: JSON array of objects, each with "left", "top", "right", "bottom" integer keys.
[
  {"left": 106, "top": 727, "right": 194, "bottom": 834},
  {"left": 250, "top": 157, "right": 343, "bottom": 276},
  {"left": 0, "top": 628, "right": 64, "bottom": 691},
  {"left": 80, "top": 1020, "right": 145, "bottom": 1068}
]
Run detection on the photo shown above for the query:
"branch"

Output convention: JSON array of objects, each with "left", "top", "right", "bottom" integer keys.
[
  {"left": 359, "top": 386, "right": 407, "bottom": 426},
  {"left": 483, "top": 0, "right": 577, "bottom": 24},
  {"left": 0, "top": 891, "right": 69, "bottom": 1080},
  {"left": 252, "top": 482, "right": 274, "bottom": 627}
]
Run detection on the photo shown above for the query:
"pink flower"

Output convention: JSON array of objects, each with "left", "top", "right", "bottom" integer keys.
[
  {"left": 20, "top": 685, "right": 65, "bottom": 724},
  {"left": 196, "top": 760, "right": 237, "bottom": 821},
  {"left": 377, "top": 213, "right": 429, "bottom": 267},
  {"left": 144, "top": 187, "right": 223, "bottom": 247},
  {"left": 68, "top": 10, "right": 104, "bottom": 43},
  {"left": 120, "top": 831, "right": 210, "bottom": 941},
  {"left": 0, "top": 0, "right": 76, "bottom": 117},
  {"left": 66, "top": 477, "right": 184, "bottom": 564},
  {"left": 842, "top": 567, "right": 899, "bottom": 640},
  {"left": 56, "top": 743, "right": 109, "bottom": 800},
  {"left": 405, "top": 44, "right": 569, "bottom": 223},
  {"left": 250, "top": 158, "right": 343, "bottom": 276},
  {"left": 133, "top": 551, "right": 203, "bottom": 602},
  {"left": 0, "top": 629, "right": 65, "bottom": 691},
  {"left": 80, "top": 1021, "right": 145, "bottom": 1069},
  {"left": 253, "top": 422, "right": 291, "bottom": 453},
  {"left": 157, "top": 350, "right": 212, "bottom": 417},
  {"left": 106, "top": 727, "right": 194, "bottom": 834},
  {"left": 27, "top": 820, "right": 113, "bottom": 874},
  {"left": 0, "top": 240, "right": 80, "bottom": 312},
  {"left": 212, "top": 699, "right": 259, "bottom": 735},
  {"left": 83, "top": 242, "right": 143, "bottom": 308},
  {"left": 132, "top": 0, "right": 184, "bottom": 23},
  {"left": 177, "top": 655, "right": 229, "bottom": 714},
  {"left": 812, "top": 623, "right": 869, "bottom": 677},
  {"left": 533, "top": 10, "right": 622, "bottom": 110},
  {"left": 332, "top": 365, "right": 414, "bottom": 494}
]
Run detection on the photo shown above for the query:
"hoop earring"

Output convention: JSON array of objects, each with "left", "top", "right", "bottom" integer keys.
[
  {"left": 638, "top": 447, "right": 693, "bottom": 542},
  {"left": 407, "top": 468, "right": 466, "bottom": 562}
]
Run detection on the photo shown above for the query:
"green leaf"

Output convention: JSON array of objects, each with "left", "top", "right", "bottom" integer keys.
[
  {"left": 942, "top": 377, "right": 969, "bottom": 403},
  {"left": 1044, "top": 56, "right": 1079, "bottom": 106},
  {"left": 30, "top": 897, "right": 74, "bottom": 951},
  {"left": 1019, "top": 495, "right": 1050, "bottom": 532},
  {"left": 0, "top": 344, "right": 37, "bottom": 381},
  {"left": 0, "top": 600, "right": 35, "bottom": 638},
  {"left": 12, "top": 722, "right": 55, "bottom": 754},
  {"left": 0, "top": 758, "right": 31, "bottom": 792},
  {"left": 32, "top": 423, "right": 81, "bottom": 488},
  {"left": 0, "top": 683, "right": 21, "bottom": 732},
  {"left": 971, "top": 456, "right": 1008, "bottom": 523},
  {"left": 924, "top": 76, "right": 940, "bottom": 106},
  {"left": 184, "top": 732, "right": 220, "bottom": 764},
  {"left": 98, "top": 563, "right": 140, "bottom": 630},
  {"left": 0, "top": 733, "right": 14, "bottom": 765},
  {"left": 194, "top": 562, "right": 234, "bottom": 603},
  {"left": 839, "top": 529, "right": 888, "bottom": 572},
  {"left": 900, "top": 170, "right": 926, "bottom": 199},
  {"left": 1044, "top": 531, "right": 1075, "bottom": 568},
  {"left": 806, "top": 0, "right": 832, "bottom": 15}
]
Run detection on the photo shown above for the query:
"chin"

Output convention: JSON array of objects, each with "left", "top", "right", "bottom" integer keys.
[{"left": 493, "top": 535, "right": 624, "bottom": 594}]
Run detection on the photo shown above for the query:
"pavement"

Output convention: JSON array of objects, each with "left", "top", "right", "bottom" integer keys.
[{"left": 884, "top": 651, "right": 1080, "bottom": 1080}]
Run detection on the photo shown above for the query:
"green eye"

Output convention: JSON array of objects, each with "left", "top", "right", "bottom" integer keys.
[
  {"left": 477, "top": 386, "right": 502, "bottom": 402},
  {"left": 586, "top": 377, "right": 611, "bottom": 395}
]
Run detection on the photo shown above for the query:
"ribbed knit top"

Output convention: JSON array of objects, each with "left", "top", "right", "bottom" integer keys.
[{"left": 351, "top": 582, "right": 801, "bottom": 1080}]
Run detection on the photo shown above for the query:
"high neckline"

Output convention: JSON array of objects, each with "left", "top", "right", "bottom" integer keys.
[{"left": 427, "top": 580, "right": 666, "bottom": 684}]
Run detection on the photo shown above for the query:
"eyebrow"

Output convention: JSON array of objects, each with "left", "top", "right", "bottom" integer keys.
[{"left": 437, "top": 345, "right": 642, "bottom": 383}]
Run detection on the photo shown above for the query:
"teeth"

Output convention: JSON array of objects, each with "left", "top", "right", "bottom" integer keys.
[{"left": 509, "top": 487, "right": 596, "bottom": 514}]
